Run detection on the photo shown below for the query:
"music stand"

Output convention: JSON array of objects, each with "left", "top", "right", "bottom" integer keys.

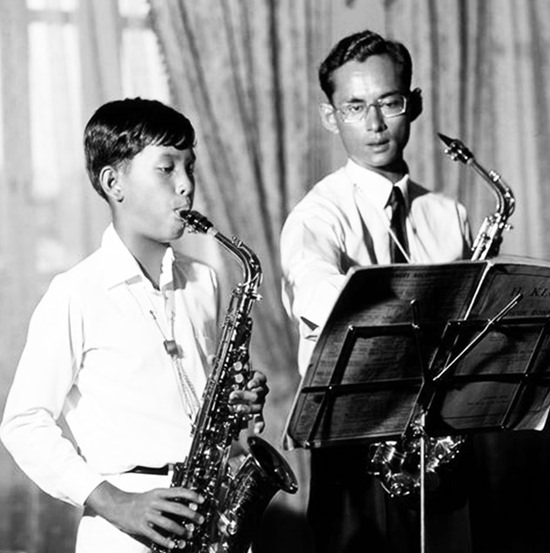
[{"left": 284, "top": 258, "right": 550, "bottom": 553}]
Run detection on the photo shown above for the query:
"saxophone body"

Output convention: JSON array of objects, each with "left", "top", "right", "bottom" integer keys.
[
  {"left": 367, "top": 134, "right": 516, "bottom": 498},
  {"left": 153, "top": 210, "right": 297, "bottom": 553}
]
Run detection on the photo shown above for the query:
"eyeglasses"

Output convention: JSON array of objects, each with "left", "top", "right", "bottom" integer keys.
[{"left": 334, "top": 93, "right": 408, "bottom": 124}]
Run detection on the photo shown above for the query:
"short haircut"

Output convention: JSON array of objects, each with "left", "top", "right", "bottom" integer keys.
[
  {"left": 319, "top": 30, "right": 413, "bottom": 102},
  {"left": 84, "top": 98, "right": 196, "bottom": 200}
]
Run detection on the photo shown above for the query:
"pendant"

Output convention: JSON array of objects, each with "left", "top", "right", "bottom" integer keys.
[{"left": 163, "top": 339, "right": 179, "bottom": 357}]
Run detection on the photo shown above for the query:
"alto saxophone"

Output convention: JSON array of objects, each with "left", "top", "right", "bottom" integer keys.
[
  {"left": 367, "top": 134, "right": 516, "bottom": 497},
  {"left": 153, "top": 210, "right": 298, "bottom": 553}
]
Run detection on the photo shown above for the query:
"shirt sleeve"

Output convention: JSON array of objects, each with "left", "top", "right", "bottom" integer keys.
[
  {"left": 0, "top": 275, "right": 104, "bottom": 507},
  {"left": 280, "top": 201, "right": 348, "bottom": 340},
  {"left": 458, "top": 201, "right": 474, "bottom": 257}
]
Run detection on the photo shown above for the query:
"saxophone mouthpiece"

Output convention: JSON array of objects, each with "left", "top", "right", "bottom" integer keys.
[
  {"left": 437, "top": 132, "right": 455, "bottom": 147},
  {"left": 179, "top": 209, "right": 216, "bottom": 236},
  {"left": 437, "top": 132, "right": 473, "bottom": 164}
]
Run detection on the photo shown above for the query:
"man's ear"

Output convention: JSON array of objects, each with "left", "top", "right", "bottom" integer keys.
[
  {"left": 408, "top": 88, "right": 423, "bottom": 122},
  {"left": 319, "top": 103, "right": 340, "bottom": 134},
  {"left": 99, "top": 166, "right": 124, "bottom": 203}
]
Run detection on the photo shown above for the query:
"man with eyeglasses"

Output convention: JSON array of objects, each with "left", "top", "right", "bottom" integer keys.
[{"left": 280, "top": 30, "right": 472, "bottom": 553}]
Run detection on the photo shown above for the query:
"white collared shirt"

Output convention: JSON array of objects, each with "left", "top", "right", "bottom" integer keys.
[
  {"left": 281, "top": 159, "right": 471, "bottom": 373},
  {"left": 1, "top": 225, "right": 219, "bottom": 506}
]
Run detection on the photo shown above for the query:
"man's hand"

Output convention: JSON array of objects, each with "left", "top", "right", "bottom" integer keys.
[
  {"left": 85, "top": 481, "right": 205, "bottom": 550},
  {"left": 228, "top": 370, "right": 269, "bottom": 434}
]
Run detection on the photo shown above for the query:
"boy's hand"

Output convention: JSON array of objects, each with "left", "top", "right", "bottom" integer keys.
[
  {"left": 85, "top": 481, "right": 205, "bottom": 550},
  {"left": 228, "top": 370, "right": 269, "bottom": 434}
]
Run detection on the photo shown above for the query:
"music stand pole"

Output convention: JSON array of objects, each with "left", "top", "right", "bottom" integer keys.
[{"left": 419, "top": 411, "right": 426, "bottom": 553}]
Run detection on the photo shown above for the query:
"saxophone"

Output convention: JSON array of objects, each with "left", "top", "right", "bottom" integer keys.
[
  {"left": 153, "top": 210, "right": 298, "bottom": 553},
  {"left": 367, "top": 134, "right": 516, "bottom": 497},
  {"left": 438, "top": 133, "right": 516, "bottom": 260}
]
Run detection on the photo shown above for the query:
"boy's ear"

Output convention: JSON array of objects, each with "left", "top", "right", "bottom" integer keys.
[
  {"left": 408, "top": 88, "right": 423, "bottom": 122},
  {"left": 319, "top": 103, "right": 340, "bottom": 134},
  {"left": 99, "top": 166, "right": 124, "bottom": 202}
]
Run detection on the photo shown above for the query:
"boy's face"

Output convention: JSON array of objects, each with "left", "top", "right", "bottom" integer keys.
[
  {"left": 320, "top": 54, "right": 412, "bottom": 177},
  {"left": 112, "top": 144, "right": 196, "bottom": 244}
]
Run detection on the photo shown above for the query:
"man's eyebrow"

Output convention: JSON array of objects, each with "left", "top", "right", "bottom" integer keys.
[
  {"left": 341, "top": 90, "right": 402, "bottom": 104},
  {"left": 338, "top": 96, "right": 366, "bottom": 105},
  {"left": 378, "top": 89, "right": 403, "bottom": 98}
]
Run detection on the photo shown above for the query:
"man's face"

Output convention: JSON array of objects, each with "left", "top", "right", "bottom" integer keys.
[
  {"left": 112, "top": 144, "right": 196, "bottom": 244},
  {"left": 322, "top": 54, "right": 413, "bottom": 177}
]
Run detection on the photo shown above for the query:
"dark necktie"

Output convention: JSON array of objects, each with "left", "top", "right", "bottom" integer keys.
[{"left": 388, "top": 186, "right": 409, "bottom": 263}]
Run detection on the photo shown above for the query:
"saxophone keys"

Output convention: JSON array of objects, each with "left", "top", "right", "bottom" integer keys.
[
  {"left": 233, "top": 373, "right": 245, "bottom": 385},
  {"left": 183, "top": 522, "right": 196, "bottom": 538},
  {"left": 232, "top": 361, "right": 244, "bottom": 371},
  {"left": 231, "top": 360, "right": 246, "bottom": 385},
  {"left": 218, "top": 512, "right": 238, "bottom": 536}
]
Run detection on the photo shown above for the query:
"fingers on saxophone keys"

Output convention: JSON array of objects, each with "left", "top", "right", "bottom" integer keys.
[
  {"left": 184, "top": 521, "right": 195, "bottom": 534},
  {"left": 247, "top": 370, "right": 268, "bottom": 391},
  {"left": 160, "top": 494, "right": 205, "bottom": 526},
  {"left": 164, "top": 487, "right": 205, "bottom": 507},
  {"left": 228, "top": 390, "right": 254, "bottom": 408},
  {"left": 146, "top": 521, "right": 186, "bottom": 551},
  {"left": 229, "top": 380, "right": 268, "bottom": 405},
  {"left": 253, "top": 413, "right": 265, "bottom": 434},
  {"left": 227, "top": 404, "right": 264, "bottom": 433},
  {"left": 151, "top": 536, "right": 184, "bottom": 552},
  {"left": 228, "top": 398, "right": 264, "bottom": 421},
  {"left": 169, "top": 539, "right": 186, "bottom": 550}
]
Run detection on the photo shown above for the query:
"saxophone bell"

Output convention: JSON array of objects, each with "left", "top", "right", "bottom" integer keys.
[{"left": 214, "top": 437, "right": 298, "bottom": 553}]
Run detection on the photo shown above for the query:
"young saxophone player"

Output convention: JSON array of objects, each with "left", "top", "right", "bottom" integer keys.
[{"left": 0, "top": 98, "right": 269, "bottom": 553}]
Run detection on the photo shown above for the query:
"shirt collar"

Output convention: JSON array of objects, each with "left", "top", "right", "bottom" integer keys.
[
  {"left": 100, "top": 224, "right": 174, "bottom": 290},
  {"left": 345, "top": 158, "right": 410, "bottom": 211}
]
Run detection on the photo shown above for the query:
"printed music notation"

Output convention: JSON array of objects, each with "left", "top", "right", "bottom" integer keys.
[{"left": 286, "top": 256, "right": 550, "bottom": 449}]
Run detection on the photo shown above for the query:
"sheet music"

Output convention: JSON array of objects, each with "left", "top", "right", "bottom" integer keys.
[
  {"left": 434, "top": 257, "right": 550, "bottom": 432},
  {"left": 308, "top": 262, "right": 484, "bottom": 386},
  {"left": 286, "top": 257, "right": 550, "bottom": 448}
]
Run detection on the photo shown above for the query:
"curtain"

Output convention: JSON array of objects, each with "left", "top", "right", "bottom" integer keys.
[
  {"left": 147, "top": 0, "right": 333, "bottom": 519},
  {"left": 380, "top": 0, "right": 550, "bottom": 260},
  {"left": 0, "top": 1, "right": 89, "bottom": 550},
  {"left": 0, "top": 1, "right": 168, "bottom": 551}
]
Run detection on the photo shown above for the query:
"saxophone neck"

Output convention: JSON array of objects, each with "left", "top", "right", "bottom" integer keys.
[
  {"left": 470, "top": 159, "right": 516, "bottom": 219},
  {"left": 179, "top": 209, "right": 263, "bottom": 290},
  {"left": 438, "top": 133, "right": 516, "bottom": 260},
  {"left": 214, "top": 232, "right": 263, "bottom": 291}
]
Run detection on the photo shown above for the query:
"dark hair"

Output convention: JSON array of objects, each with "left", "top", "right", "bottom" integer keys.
[
  {"left": 319, "top": 30, "right": 413, "bottom": 102},
  {"left": 84, "top": 98, "right": 196, "bottom": 200}
]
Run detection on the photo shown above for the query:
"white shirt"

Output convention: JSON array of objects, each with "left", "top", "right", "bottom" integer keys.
[
  {"left": 280, "top": 159, "right": 471, "bottom": 373},
  {"left": 0, "top": 225, "right": 219, "bottom": 506}
]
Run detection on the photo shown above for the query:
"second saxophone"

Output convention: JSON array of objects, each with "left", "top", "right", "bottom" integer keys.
[{"left": 367, "top": 134, "right": 516, "bottom": 497}]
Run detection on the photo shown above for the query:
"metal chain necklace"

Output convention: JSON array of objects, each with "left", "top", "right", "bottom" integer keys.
[{"left": 127, "top": 281, "right": 201, "bottom": 420}]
